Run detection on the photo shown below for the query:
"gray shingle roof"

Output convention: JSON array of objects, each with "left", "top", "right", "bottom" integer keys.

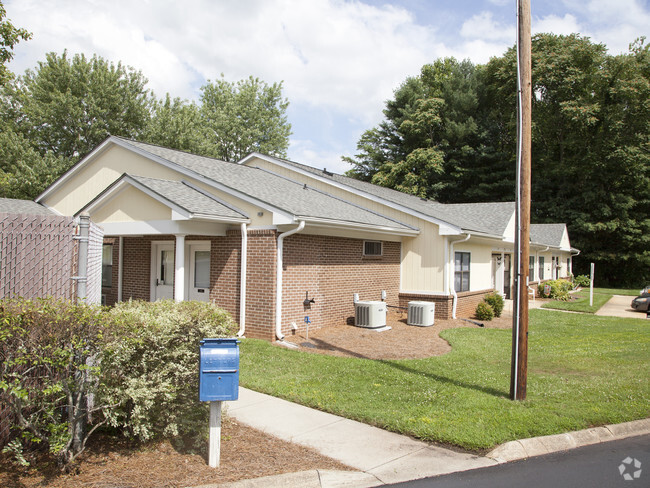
[
  {"left": 260, "top": 158, "right": 515, "bottom": 236},
  {"left": 0, "top": 198, "right": 54, "bottom": 215},
  {"left": 115, "top": 139, "right": 416, "bottom": 232},
  {"left": 127, "top": 175, "right": 248, "bottom": 220},
  {"left": 530, "top": 223, "right": 567, "bottom": 248}
]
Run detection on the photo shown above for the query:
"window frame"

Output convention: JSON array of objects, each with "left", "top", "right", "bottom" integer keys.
[
  {"left": 538, "top": 256, "right": 545, "bottom": 281},
  {"left": 454, "top": 251, "right": 471, "bottom": 292},
  {"left": 102, "top": 243, "right": 113, "bottom": 288},
  {"left": 529, "top": 255, "right": 535, "bottom": 281}
]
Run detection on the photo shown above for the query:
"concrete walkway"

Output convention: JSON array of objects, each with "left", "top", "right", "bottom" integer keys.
[
  {"left": 190, "top": 388, "right": 650, "bottom": 488},
  {"left": 222, "top": 388, "right": 495, "bottom": 486},
  {"left": 595, "top": 294, "right": 647, "bottom": 319}
]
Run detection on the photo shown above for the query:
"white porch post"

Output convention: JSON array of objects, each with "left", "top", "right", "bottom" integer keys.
[
  {"left": 496, "top": 252, "right": 505, "bottom": 296},
  {"left": 174, "top": 234, "right": 186, "bottom": 302}
]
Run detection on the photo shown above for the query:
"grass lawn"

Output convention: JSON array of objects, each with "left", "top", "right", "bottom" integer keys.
[
  {"left": 541, "top": 289, "right": 612, "bottom": 313},
  {"left": 588, "top": 287, "right": 643, "bottom": 296},
  {"left": 239, "top": 310, "right": 649, "bottom": 451}
]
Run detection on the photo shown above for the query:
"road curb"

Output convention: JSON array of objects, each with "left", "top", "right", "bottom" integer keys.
[{"left": 486, "top": 418, "right": 650, "bottom": 463}]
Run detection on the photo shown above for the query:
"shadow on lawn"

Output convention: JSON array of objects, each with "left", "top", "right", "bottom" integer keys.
[{"left": 306, "top": 337, "right": 509, "bottom": 399}]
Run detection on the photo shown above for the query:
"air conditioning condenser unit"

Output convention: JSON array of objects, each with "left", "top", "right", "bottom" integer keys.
[
  {"left": 407, "top": 301, "right": 435, "bottom": 327},
  {"left": 355, "top": 301, "right": 386, "bottom": 328}
]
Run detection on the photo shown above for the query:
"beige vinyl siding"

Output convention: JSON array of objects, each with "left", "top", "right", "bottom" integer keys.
[
  {"left": 455, "top": 241, "right": 493, "bottom": 291},
  {"left": 91, "top": 186, "right": 171, "bottom": 223},
  {"left": 42, "top": 145, "right": 182, "bottom": 216}
]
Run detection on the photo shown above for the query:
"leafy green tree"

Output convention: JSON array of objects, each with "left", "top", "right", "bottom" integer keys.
[
  {"left": 344, "top": 59, "right": 488, "bottom": 200},
  {"left": 0, "top": 130, "right": 67, "bottom": 198},
  {"left": 143, "top": 94, "right": 204, "bottom": 154},
  {"left": 3, "top": 51, "right": 151, "bottom": 162},
  {"left": 200, "top": 75, "right": 291, "bottom": 161},
  {"left": 0, "top": 1, "right": 31, "bottom": 86}
]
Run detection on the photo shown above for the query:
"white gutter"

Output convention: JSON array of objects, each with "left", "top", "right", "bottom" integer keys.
[
  {"left": 275, "top": 221, "right": 305, "bottom": 340},
  {"left": 237, "top": 223, "right": 248, "bottom": 337},
  {"left": 448, "top": 234, "right": 471, "bottom": 319},
  {"left": 118, "top": 236, "right": 124, "bottom": 302}
]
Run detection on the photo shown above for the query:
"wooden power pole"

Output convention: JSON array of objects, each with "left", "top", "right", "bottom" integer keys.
[{"left": 510, "top": 0, "right": 531, "bottom": 401}]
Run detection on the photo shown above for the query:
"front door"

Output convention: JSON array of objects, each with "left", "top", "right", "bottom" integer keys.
[
  {"left": 188, "top": 243, "right": 211, "bottom": 302},
  {"left": 153, "top": 242, "right": 174, "bottom": 300}
]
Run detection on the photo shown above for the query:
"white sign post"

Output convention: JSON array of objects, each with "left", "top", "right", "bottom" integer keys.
[
  {"left": 209, "top": 401, "right": 222, "bottom": 468},
  {"left": 589, "top": 262, "right": 595, "bottom": 307}
]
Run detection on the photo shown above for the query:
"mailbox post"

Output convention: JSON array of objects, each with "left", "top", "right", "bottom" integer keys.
[{"left": 199, "top": 338, "right": 240, "bottom": 468}]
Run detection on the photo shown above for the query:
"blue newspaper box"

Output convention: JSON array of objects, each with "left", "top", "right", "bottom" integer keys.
[{"left": 199, "top": 338, "right": 240, "bottom": 402}]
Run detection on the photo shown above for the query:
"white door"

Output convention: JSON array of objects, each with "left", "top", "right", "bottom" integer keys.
[
  {"left": 153, "top": 243, "right": 175, "bottom": 300},
  {"left": 188, "top": 243, "right": 211, "bottom": 302}
]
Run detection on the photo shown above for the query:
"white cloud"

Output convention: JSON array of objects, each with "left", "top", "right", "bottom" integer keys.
[
  {"left": 461, "top": 11, "right": 514, "bottom": 43},
  {"left": 289, "top": 138, "right": 353, "bottom": 175},
  {"left": 533, "top": 14, "right": 581, "bottom": 37}
]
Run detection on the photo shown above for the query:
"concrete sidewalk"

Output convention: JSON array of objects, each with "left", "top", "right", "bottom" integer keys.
[
  {"left": 595, "top": 294, "right": 647, "bottom": 319},
  {"left": 190, "top": 388, "right": 650, "bottom": 488},
  {"left": 221, "top": 388, "right": 496, "bottom": 486}
]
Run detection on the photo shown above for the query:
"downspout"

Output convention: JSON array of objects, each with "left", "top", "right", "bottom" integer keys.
[
  {"left": 448, "top": 233, "right": 471, "bottom": 319},
  {"left": 118, "top": 236, "right": 124, "bottom": 302},
  {"left": 275, "top": 221, "right": 305, "bottom": 340},
  {"left": 237, "top": 223, "right": 248, "bottom": 337}
]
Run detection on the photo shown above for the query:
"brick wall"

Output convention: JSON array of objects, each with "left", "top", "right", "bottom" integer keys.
[
  {"left": 102, "top": 231, "right": 401, "bottom": 341},
  {"left": 281, "top": 235, "right": 400, "bottom": 337},
  {"left": 399, "top": 289, "right": 493, "bottom": 320},
  {"left": 242, "top": 230, "right": 277, "bottom": 341}
]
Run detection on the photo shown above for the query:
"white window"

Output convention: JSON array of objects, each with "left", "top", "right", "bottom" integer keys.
[
  {"left": 454, "top": 252, "right": 470, "bottom": 292},
  {"left": 363, "top": 241, "right": 382, "bottom": 256},
  {"left": 102, "top": 244, "right": 113, "bottom": 288}
]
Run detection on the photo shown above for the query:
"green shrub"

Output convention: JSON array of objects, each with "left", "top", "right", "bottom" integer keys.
[
  {"left": 0, "top": 298, "right": 110, "bottom": 468},
  {"left": 99, "top": 300, "right": 236, "bottom": 451},
  {"left": 574, "top": 275, "right": 591, "bottom": 288},
  {"left": 484, "top": 292, "right": 504, "bottom": 317},
  {"left": 475, "top": 301, "right": 495, "bottom": 321},
  {"left": 538, "top": 279, "right": 573, "bottom": 301}
]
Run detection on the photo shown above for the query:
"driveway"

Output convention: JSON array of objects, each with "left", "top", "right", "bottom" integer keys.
[{"left": 595, "top": 295, "right": 648, "bottom": 319}]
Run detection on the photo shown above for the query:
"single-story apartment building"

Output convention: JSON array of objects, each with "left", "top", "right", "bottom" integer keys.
[{"left": 34, "top": 136, "right": 578, "bottom": 340}]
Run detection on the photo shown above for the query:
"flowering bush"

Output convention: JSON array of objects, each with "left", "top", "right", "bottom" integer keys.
[{"left": 538, "top": 279, "right": 573, "bottom": 301}]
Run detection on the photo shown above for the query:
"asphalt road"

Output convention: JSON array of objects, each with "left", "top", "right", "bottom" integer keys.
[{"left": 384, "top": 434, "right": 650, "bottom": 488}]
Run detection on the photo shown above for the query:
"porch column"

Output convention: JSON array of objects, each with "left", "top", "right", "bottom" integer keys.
[
  {"left": 174, "top": 234, "right": 186, "bottom": 302},
  {"left": 496, "top": 252, "right": 505, "bottom": 296}
]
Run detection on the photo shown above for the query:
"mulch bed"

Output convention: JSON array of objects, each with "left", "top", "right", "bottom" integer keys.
[
  {"left": 0, "top": 417, "right": 354, "bottom": 488},
  {"left": 282, "top": 308, "right": 515, "bottom": 360}
]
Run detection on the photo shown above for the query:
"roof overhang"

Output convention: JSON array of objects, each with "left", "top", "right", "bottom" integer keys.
[{"left": 240, "top": 152, "right": 462, "bottom": 235}]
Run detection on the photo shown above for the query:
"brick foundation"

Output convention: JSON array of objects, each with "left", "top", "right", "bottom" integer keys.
[{"left": 399, "top": 289, "right": 494, "bottom": 320}]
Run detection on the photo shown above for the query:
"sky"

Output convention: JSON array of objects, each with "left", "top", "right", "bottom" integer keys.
[{"left": 5, "top": 0, "right": 650, "bottom": 174}]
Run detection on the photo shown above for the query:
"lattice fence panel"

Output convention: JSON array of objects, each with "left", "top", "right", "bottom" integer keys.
[{"left": 86, "top": 221, "right": 104, "bottom": 305}]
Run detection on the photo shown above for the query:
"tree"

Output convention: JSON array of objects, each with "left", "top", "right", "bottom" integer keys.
[
  {"left": 199, "top": 75, "right": 291, "bottom": 161},
  {"left": 0, "top": 130, "right": 67, "bottom": 198},
  {"left": 3, "top": 51, "right": 152, "bottom": 163},
  {"left": 143, "top": 94, "right": 204, "bottom": 154},
  {"left": 344, "top": 58, "right": 488, "bottom": 200},
  {"left": 0, "top": 1, "right": 31, "bottom": 86}
]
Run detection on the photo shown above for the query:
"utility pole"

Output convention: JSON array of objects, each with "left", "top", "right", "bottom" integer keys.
[{"left": 510, "top": 0, "right": 531, "bottom": 401}]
